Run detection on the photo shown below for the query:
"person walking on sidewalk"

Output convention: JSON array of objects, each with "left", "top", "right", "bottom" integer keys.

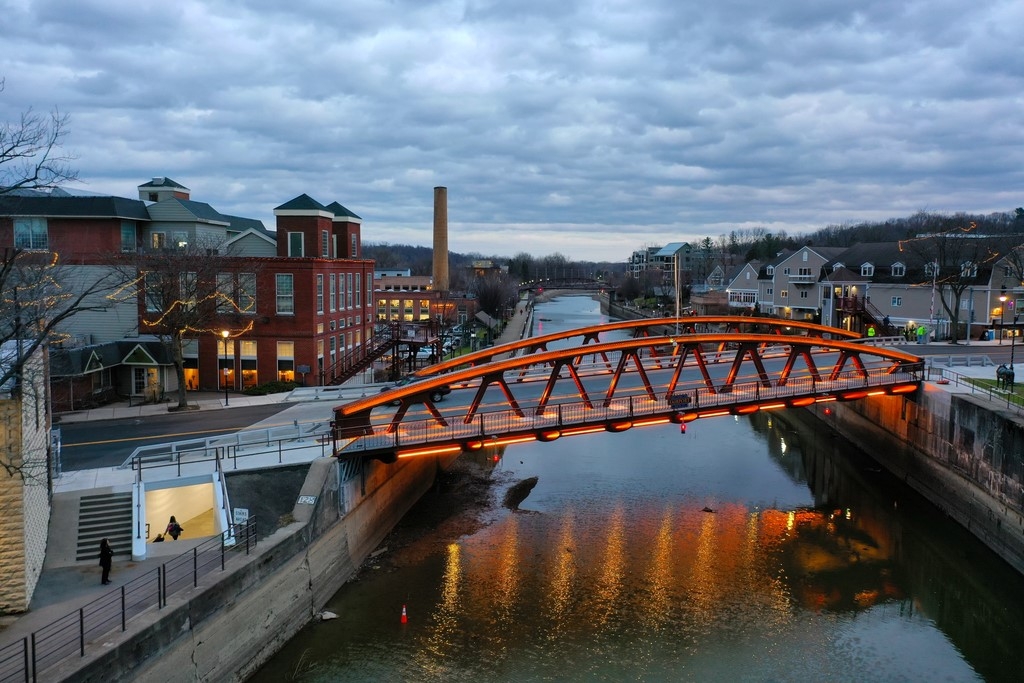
[
  {"left": 166, "top": 516, "right": 183, "bottom": 540},
  {"left": 98, "top": 538, "right": 113, "bottom": 585}
]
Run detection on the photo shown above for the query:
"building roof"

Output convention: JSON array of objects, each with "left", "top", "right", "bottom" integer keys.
[
  {"left": 274, "top": 194, "right": 328, "bottom": 212},
  {"left": 325, "top": 201, "right": 362, "bottom": 220},
  {"left": 654, "top": 242, "right": 690, "bottom": 258},
  {"left": 222, "top": 214, "right": 270, "bottom": 235},
  {"left": 49, "top": 340, "right": 175, "bottom": 378},
  {"left": 0, "top": 194, "right": 150, "bottom": 220},
  {"left": 158, "top": 198, "right": 232, "bottom": 225},
  {"left": 137, "top": 177, "right": 190, "bottom": 191}
]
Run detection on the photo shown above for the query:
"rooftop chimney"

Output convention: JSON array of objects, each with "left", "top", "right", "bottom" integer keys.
[{"left": 432, "top": 186, "right": 449, "bottom": 292}]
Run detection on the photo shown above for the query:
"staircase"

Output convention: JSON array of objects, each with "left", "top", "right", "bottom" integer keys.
[
  {"left": 74, "top": 492, "right": 133, "bottom": 561},
  {"left": 323, "top": 325, "right": 398, "bottom": 386}
]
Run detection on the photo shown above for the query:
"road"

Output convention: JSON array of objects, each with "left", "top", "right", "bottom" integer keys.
[{"left": 56, "top": 404, "right": 294, "bottom": 471}]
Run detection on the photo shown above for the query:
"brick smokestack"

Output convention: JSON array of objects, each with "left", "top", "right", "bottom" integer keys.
[{"left": 432, "top": 186, "right": 449, "bottom": 292}]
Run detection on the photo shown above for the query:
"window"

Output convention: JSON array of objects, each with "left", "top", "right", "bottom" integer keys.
[
  {"left": 144, "top": 273, "right": 163, "bottom": 312},
  {"left": 346, "top": 273, "right": 353, "bottom": 308},
  {"left": 151, "top": 232, "right": 166, "bottom": 249},
  {"left": 339, "top": 272, "right": 347, "bottom": 309},
  {"left": 780, "top": 290, "right": 789, "bottom": 299},
  {"left": 173, "top": 232, "right": 188, "bottom": 248},
  {"left": 766, "top": 288, "right": 773, "bottom": 296},
  {"left": 799, "top": 290, "right": 808, "bottom": 299},
  {"left": 783, "top": 267, "right": 791, "bottom": 275},
  {"left": 14, "top": 218, "right": 48, "bottom": 250},
  {"left": 217, "top": 272, "right": 233, "bottom": 313},
  {"left": 350, "top": 234, "right": 357, "bottom": 258},
  {"left": 321, "top": 230, "right": 330, "bottom": 258},
  {"left": 355, "top": 273, "right": 361, "bottom": 307},
  {"left": 802, "top": 251, "right": 808, "bottom": 262},
  {"left": 766, "top": 266, "right": 774, "bottom": 276},
  {"left": 121, "top": 222, "right": 137, "bottom": 253},
  {"left": 329, "top": 274, "right": 336, "bottom": 311},
  {"left": 891, "top": 262, "right": 905, "bottom": 277},
  {"left": 367, "top": 274, "right": 373, "bottom": 307},
  {"left": 240, "top": 341, "right": 258, "bottom": 389},
  {"left": 745, "top": 272, "right": 751, "bottom": 280},
  {"left": 148, "top": 192, "right": 158, "bottom": 202},
  {"left": 276, "top": 274, "right": 294, "bottom": 314},
  {"left": 891, "top": 296, "right": 903, "bottom": 307},
  {"left": 924, "top": 262, "right": 938, "bottom": 277},
  {"left": 239, "top": 273, "right": 256, "bottom": 313},
  {"left": 832, "top": 262, "right": 844, "bottom": 272},
  {"left": 179, "top": 272, "right": 197, "bottom": 311},
  {"left": 960, "top": 262, "right": 977, "bottom": 277},
  {"left": 277, "top": 341, "right": 295, "bottom": 382},
  {"left": 288, "top": 232, "right": 304, "bottom": 257},
  {"left": 861, "top": 263, "right": 874, "bottom": 277},
  {"left": 316, "top": 274, "right": 324, "bottom": 314}
]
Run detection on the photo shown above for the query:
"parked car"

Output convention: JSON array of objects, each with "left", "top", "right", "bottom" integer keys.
[{"left": 379, "top": 375, "right": 451, "bottom": 405}]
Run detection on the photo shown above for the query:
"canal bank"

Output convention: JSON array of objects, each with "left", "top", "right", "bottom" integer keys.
[
  {"left": 804, "top": 381, "right": 1024, "bottom": 573},
  {"left": 604, "top": 291, "right": 1024, "bottom": 573}
]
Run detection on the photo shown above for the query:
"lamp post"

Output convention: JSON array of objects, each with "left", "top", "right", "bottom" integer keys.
[
  {"left": 221, "top": 330, "right": 230, "bottom": 406},
  {"left": 471, "top": 332, "right": 476, "bottom": 352},
  {"left": 999, "top": 292, "right": 1007, "bottom": 345},
  {"left": 1012, "top": 314, "right": 1018, "bottom": 368}
]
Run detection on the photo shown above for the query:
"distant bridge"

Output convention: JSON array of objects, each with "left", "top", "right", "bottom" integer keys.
[
  {"left": 519, "top": 277, "right": 607, "bottom": 291},
  {"left": 332, "top": 317, "right": 923, "bottom": 461}
]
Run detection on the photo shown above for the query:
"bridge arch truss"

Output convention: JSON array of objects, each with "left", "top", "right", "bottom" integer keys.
[{"left": 333, "top": 327, "right": 923, "bottom": 461}]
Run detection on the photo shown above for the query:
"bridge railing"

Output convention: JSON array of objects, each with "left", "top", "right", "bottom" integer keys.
[
  {"left": 927, "top": 367, "right": 1023, "bottom": 415},
  {"left": 337, "top": 367, "right": 921, "bottom": 457}
]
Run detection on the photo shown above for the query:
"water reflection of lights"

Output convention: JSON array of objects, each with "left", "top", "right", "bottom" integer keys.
[
  {"left": 422, "top": 543, "right": 463, "bottom": 666},
  {"left": 592, "top": 505, "right": 627, "bottom": 626},
  {"left": 545, "top": 511, "right": 578, "bottom": 636},
  {"left": 494, "top": 515, "right": 522, "bottom": 623},
  {"left": 640, "top": 509, "right": 676, "bottom": 630},
  {"left": 780, "top": 436, "right": 787, "bottom": 455}
]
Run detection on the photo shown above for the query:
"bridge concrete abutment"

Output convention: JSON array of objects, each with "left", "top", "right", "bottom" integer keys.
[{"left": 806, "top": 388, "right": 1024, "bottom": 573}]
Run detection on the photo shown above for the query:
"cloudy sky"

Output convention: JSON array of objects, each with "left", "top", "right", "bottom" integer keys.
[{"left": 2, "top": 0, "right": 1022, "bottom": 261}]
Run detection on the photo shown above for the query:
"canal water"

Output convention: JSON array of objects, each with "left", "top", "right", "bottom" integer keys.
[{"left": 251, "top": 296, "right": 1024, "bottom": 682}]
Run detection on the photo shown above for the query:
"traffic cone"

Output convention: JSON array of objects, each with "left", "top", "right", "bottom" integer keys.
[{"left": 401, "top": 605, "right": 408, "bottom": 624}]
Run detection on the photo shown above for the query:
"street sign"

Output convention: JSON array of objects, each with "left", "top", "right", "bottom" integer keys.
[{"left": 233, "top": 508, "right": 249, "bottom": 525}]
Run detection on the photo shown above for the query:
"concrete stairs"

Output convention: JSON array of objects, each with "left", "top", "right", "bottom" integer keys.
[{"left": 74, "top": 492, "right": 133, "bottom": 561}]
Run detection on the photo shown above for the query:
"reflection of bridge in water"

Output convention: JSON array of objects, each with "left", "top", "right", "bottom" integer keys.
[{"left": 332, "top": 317, "right": 924, "bottom": 461}]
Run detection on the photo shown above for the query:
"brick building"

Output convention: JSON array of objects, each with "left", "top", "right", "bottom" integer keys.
[{"left": 0, "top": 179, "right": 376, "bottom": 410}]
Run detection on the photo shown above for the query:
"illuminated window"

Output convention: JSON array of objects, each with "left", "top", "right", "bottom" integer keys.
[
  {"left": 151, "top": 232, "right": 165, "bottom": 249},
  {"left": 240, "top": 341, "right": 258, "bottom": 389},
  {"left": 277, "top": 341, "right": 295, "bottom": 382}
]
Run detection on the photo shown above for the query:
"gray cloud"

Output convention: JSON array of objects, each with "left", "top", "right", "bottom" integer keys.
[{"left": 1, "top": 0, "right": 1021, "bottom": 261}]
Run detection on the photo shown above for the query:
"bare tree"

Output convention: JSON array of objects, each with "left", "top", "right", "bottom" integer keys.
[
  {"left": 1, "top": 79, "right": 77, "bottom": 193},
  {"left": 0, "top": 250, "right": 127, "bottom": 392},
  {"left": 901, "top": 220, "right": 1002, "bottom": 343},
  {"left": 115, "top": 240, "right": 257, "bottom": 409}
]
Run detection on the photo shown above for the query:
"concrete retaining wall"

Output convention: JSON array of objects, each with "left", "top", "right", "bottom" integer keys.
[
  {"left": 58, "top": 451, "right": 453, "bottom": 682},
  {"left": 810, "top": 385, "right": 1024, "bottom": 572}
]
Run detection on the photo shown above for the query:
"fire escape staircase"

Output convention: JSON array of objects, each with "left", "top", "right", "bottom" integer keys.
[
  {"left": 323, "top": 325, "right": 398, "bottom": 386},
  {"left": 837, "top": 295, "right": 896, "bottom": 335}
]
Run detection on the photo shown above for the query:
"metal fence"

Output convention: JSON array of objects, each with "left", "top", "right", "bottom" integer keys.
[
  {"left": 0, "top": 519, "right": 258, "bottom": 683},
  {"left": 928, "top": 367, "right": 1024, "bottom": 414}
]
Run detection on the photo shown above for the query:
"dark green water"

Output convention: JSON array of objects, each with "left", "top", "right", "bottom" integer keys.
[{"left": 251, "top": 297, "right": 1024, "bottom": 683}]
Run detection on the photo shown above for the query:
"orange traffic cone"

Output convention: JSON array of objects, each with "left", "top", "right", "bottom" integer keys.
[{"left": 401, "top": 605, "right": 408, "bottom": 624}]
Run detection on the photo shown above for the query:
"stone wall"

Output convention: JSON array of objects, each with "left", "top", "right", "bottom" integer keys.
[
  {"left": 0, "top": 348, "right": 52, "bottom": 613},
  {"left": 810, "top": 385, "right": 1024, "bottom": 572}
]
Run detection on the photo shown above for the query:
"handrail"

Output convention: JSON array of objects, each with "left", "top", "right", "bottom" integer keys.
[
  {"left": 928, "top": 367, "right": 1024, "bottom": 415},
  {"left": 0, "top": 518, "right": 258, "bottom": 683},
  {"left": 119, "top": 418, "right": 332, "bottom": 469},
  {"left": 336, "top": 366, "right": 923, "bottom": 458}
]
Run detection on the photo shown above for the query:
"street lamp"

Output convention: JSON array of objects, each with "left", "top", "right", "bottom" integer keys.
[
  {"left": 1012, "top": 314, "right": 1019, "bottom": 368},
  {"left": 999, "top": 292, "right": 1007, "bottom": 345},
  {"left": 470, "top": 332, "right": 476, "bottom": 352},
  {"left": 221, "top": 330, "right": 230, "bottom": 406}
]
